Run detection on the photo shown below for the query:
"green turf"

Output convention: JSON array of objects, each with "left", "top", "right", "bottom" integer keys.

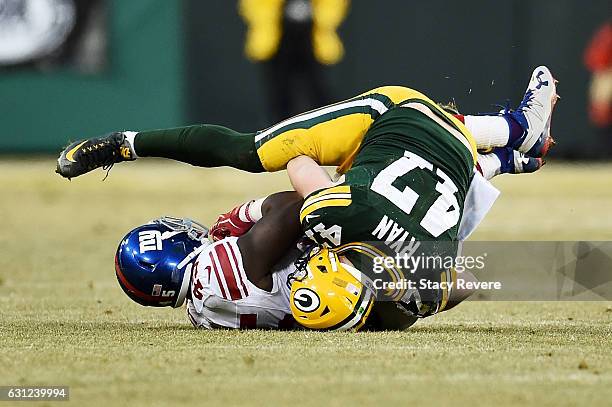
[{"left": 1, "top": 159, "right": 611, "bottom": 407}]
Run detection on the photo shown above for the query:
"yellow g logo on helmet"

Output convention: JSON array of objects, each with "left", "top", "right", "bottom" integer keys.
[{"left": 289, "top": 246, "right": 375, "bottom": 331}]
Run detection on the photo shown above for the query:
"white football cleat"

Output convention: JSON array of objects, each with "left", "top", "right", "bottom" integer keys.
[{"left": 508, "top": 66, "right": 559, "bottom": 158}]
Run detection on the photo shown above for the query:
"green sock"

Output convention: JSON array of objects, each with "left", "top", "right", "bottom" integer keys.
[{"left": 134, "top": 124, "right": 264, "bottom": 172}]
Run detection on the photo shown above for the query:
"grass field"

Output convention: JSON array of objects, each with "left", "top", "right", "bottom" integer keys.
[{"left": 1, "top": 159, "right": 611, "bottom": 407}]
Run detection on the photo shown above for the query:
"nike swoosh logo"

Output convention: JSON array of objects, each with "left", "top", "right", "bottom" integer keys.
[{"left": 65, "top": 141, "right": 87, "bottom": 163}]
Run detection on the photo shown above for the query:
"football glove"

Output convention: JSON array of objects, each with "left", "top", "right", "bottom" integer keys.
[{"left": 209, "top": 202, "right": 256, "bottom": 241}]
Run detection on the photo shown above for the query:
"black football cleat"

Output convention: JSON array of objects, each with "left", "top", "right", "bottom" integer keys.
[{"left": 56, "top": 132, "right": 135, "bottom": 179}]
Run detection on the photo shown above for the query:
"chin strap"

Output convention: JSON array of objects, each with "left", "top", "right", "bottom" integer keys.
[{"left": 177, "top": 244, "right": 209, "bottom": 271}]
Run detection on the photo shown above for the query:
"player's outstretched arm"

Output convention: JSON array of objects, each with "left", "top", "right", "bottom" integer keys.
[
  {"left": 236, "top": 192, "right": 304, "bottom": 291},
  {"left": 209, "top": 192, "right": 300, "bottom": 241},
  {"left": 287, "top": 155, "right": 335, "bottom": 198}
]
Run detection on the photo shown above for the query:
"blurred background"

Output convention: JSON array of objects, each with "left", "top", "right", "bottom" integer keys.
[{"left": 0, "top": 0, "right": 610, "bottom": 158}]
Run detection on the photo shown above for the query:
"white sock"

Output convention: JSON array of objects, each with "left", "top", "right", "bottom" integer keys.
[
  {"left": 477, "top": 153, "right": 502, "bottom": 180},
  {"left": 123, "top": 131, "right": 139, "bottom": 158},
  {"left": 464, "top": 116, "right": 509, "bottom": 150}
]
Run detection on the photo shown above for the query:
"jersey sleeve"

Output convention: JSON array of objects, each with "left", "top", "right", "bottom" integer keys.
[
  {"left": 298, "top": 184, "right": 357, "bottom": 248},
  {"left": 190, "top": 238, "right": 251, "bottom": 313}
]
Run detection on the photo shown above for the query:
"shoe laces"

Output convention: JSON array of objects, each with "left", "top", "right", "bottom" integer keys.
[
  {"left": 481, "top": 90, "right": 536, "bottom": 119},
  {"left": 102, "top": 163, "right": 115, "bottom": 181},
  {"left": 479, "top": 99, "right": 513, "bottom": 116},
  {"left": 79, "top": 138, "right": 120, "bottom": 180},
  {"left": 515, "top": 89, "right": 535, "bottom": 114}
]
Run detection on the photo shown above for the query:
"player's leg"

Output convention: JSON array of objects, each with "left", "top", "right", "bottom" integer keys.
[
  {"left": 461, "top": 115, "right": 523, "bottom": 151},
  {"left": 138, "top": 94, "right": 378, "bottom": 173},
  {"left": 131, "top": 125, "right": 262, "bottom": 171},
  {"left": 56, "top": 125, "right": 264, "bottom": 179},
  {"left": 56, "top": 88, "right": 391, "bottom": 179},
  {"left": 477, "top": 147, "right": 543, "bottom": 180},
  {"left": 144, "top": 89, "right": 386, "bottom": 173},
  {"left": 253, "top": 87, "right": 415, "bottom": 172},
  {"left": 460, "top": 66, "right": 559, "bottom": 157}
]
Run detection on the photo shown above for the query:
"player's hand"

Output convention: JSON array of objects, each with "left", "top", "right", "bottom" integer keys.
[{"left": 209, "top": 204, "right": 255, "bottom": 241}]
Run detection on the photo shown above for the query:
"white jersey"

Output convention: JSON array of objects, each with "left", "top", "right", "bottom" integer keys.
[{"left": 186, "top": 237, "right": 298, "bottom": 329}]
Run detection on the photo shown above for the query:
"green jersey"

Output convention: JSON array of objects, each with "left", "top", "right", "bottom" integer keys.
[{"left": 300, "top": 101, "right": 474, "bottom": 250}]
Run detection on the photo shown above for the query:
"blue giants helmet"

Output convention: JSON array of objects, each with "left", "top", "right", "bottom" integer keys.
[{"left": 115, "top": 216, "right": 210, "bottom": 308}]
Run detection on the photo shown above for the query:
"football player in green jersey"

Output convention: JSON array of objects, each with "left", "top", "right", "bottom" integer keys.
[
  {"left": 57, "top": 67, "right": 557, "bottom": 183},
  {"left": 57, "top": 66, "right": 557, "bottom": 247}
]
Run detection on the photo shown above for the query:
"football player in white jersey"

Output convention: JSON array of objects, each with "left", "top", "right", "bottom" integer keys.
[
  {"left": 116, "top": 191, "right": 305, "bottom": 330},
  {"left": 116, "top": 188, "right": 480, "bottom": 331}
]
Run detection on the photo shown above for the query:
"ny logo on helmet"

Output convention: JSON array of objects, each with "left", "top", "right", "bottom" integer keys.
[{"left": 139, "top": 230, "right": 162, "bottom": 253}]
